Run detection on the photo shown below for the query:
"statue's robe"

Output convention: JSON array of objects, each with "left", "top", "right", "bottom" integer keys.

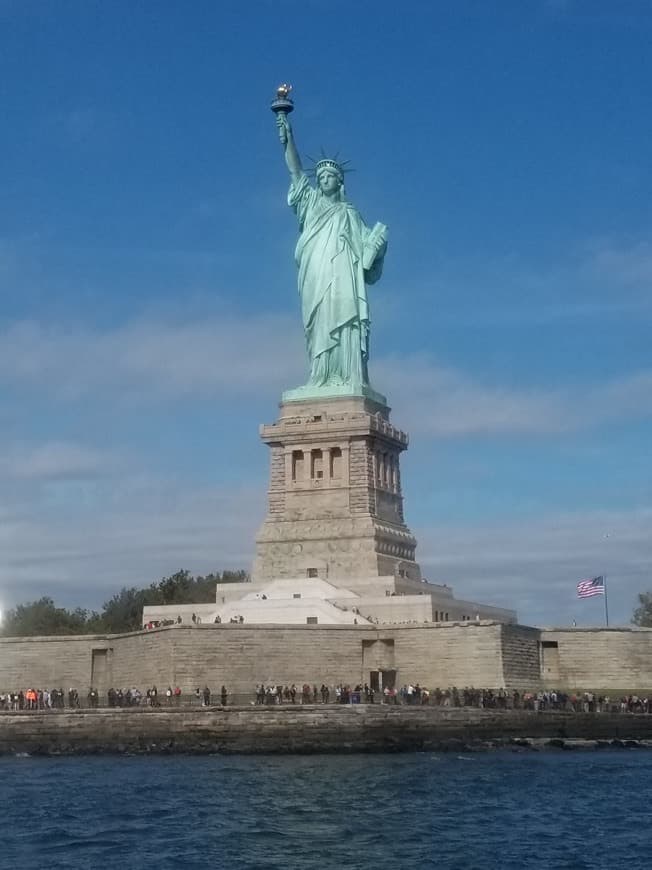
[{"left": 289, "top": 174, "right": 385, "bottom": 388}]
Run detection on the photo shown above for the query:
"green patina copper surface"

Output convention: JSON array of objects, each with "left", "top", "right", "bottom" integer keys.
[{"left": 274, "top": 90, "right": 388, "bottom": 405}]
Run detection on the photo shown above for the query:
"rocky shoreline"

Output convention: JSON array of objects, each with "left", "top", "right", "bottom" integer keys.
[{"left": 2, "top": 706, "right": 652, "bottom": 756}]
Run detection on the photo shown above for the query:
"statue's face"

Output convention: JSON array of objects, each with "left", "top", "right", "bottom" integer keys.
[{"left": 318, "top": 170, "right": 341, "bottom": 195}]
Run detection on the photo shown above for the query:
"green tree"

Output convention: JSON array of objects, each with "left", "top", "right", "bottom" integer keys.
[
  {"left": 216, "top": 570, "right": 249, "bottom": 585},
  {"left": 99, "top": 586, "right": 160, "bottom": 633},
  {"left": 0, "top": 596, "right": 100, "bottom": 637},
  {"left": 157, "top": 569, "right": 193, "bottom": 604},
  {"left": 1, "top": 568, "right": 250, "bottom": 637},
  {"left": 632, "top": 592, "right": 652, "bottom": 627},
  {"left": 153, "top": 569, "right": 249, "bottom": 606}
]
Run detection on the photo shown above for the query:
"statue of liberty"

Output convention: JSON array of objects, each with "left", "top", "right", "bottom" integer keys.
[{"left": 273, "top": 86, "right": 388, "bottom": 401}]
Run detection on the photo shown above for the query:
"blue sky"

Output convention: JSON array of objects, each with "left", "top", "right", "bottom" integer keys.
[{"left": 1, "top": 1, "right": 651, "bottom": 626}]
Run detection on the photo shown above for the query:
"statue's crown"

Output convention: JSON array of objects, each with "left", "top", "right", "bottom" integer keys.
[
  {"left": 315, "top": 158, "right": 342, "bottom": 176},
  {"left": 310, "top": 154, "right": 353, "bottom": 184}
]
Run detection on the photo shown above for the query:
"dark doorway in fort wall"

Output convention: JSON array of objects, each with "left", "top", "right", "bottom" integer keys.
[
  {"left": 363, "top": 638, "right": 396, "bottom": 691},
  {"left": 541, "top": 640, "right": 560, "bottom": 683},
  {"left": 369, "top": 668, "right": 397, "bottom": 692},
  {"left": 91, "top": 648, "right": 112, "bottom": 693}
]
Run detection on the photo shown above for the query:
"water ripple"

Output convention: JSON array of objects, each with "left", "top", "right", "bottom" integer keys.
[{"left": 1, "top": 751, "right": 651, "bottom": 869}]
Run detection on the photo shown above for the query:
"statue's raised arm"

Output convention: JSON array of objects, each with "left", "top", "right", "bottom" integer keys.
[
  {"left": 277, "top": 115, "right": 303, "bottom": 181},
  {"left": 271, "top": 84, "right": 302, "bottom": 182}
]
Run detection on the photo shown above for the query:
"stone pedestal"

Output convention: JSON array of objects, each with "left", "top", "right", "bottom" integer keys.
[{"left": 253, "top": 395, "right": 421, "bottom": 583}]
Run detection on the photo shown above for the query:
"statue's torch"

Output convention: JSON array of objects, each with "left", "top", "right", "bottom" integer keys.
[{"left": 271, "top": 83, "right": 294, "bottom": 142}]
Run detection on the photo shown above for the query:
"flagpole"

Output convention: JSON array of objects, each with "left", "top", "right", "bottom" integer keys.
[{"left": 604, "top": 575, "right": 609, "bottom": 627}]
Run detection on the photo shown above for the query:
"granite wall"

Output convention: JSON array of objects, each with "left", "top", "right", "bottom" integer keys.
[
  {"left": 540, "top": 627, "right": 652, "bottom": 690},
  {"left": 3, "top": 707, "right": 652, "bottom": 756},
  {"left": 2, "top": 623, "right": 652, "bottom": 694},
  {"left": 0, "top": 635, "right": 108, "bottom": 690}
]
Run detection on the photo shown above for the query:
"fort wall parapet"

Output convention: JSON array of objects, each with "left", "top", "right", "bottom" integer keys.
[{"left": 2, "top": 622, "right": 652, "bottom": 697}]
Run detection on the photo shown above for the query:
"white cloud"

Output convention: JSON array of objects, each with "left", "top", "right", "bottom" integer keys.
[
  {"left": 376, "top": 355, "right": 652, "bottom": 436},
  {"left": 1, "top": 315, "right": 651, "bottom": 437},
  {"left": 1, "top": 312, "right": 651, "bottom": 439},
  {"left": 583, "top": 239, "right": 652, "bottom": 289},
  {"left": 384, "top": 237, "right": 652, "bottom": 334},
  {"left": 0, "top": 315, "right": 304, "bottom": 401},
  {"left": 0, "top": 473, "right": 263, "bottom": 610},
  {"left": 1, "top": 458, "right": 648, "bottom": 629},
  {"left": 416, "top": 508, "right": 652, "bottom": 627},
  {"left": 0, "top": 442, "right": 116, "bottom": 481}
]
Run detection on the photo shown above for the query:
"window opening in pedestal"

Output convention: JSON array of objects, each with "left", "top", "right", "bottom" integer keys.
[
  {"left": 330, "top": 447, "right": 342, "bottom": 479},
  {"left": 292, "top": 450, "right": 304, "bottom": 481},
  {"left": 311, "top": 449, "right": 323, "bottom": 479}
]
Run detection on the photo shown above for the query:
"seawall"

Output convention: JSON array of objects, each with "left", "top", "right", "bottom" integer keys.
[{"left": 2, "top": 707, "right": 652, "bottom": 755}]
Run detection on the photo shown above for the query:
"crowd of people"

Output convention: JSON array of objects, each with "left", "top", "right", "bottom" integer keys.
[
  {"left": 144, "top": 614, "right": 246, "bottom": 629},
  {"left": 253, "top": 684, "right": 652, "bottom": 713},
  {"left": 2, "top": 683, "right": 652, "bottom": 714},
  {"left": 0, "top": 685, "right": 228, "bottom": 711},
  {"left": 0, "top": 688, "right": 90, "bottom": 711},
  {"left": 385, "top": 686, "right": 652, "bottom": 714},
  {"left": 255, "top": 684, "right": 332, "bottom": 704},
  {"left": 251, "top": 683, "right": 652, "bottom": 712},
  {"left": 104, "top": 685, "right": 230, "bottom": 708}
]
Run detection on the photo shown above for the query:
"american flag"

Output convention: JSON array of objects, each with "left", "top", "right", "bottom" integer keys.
[{"left": 577, "top": 576, "right": 605, "bottom": 598}]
